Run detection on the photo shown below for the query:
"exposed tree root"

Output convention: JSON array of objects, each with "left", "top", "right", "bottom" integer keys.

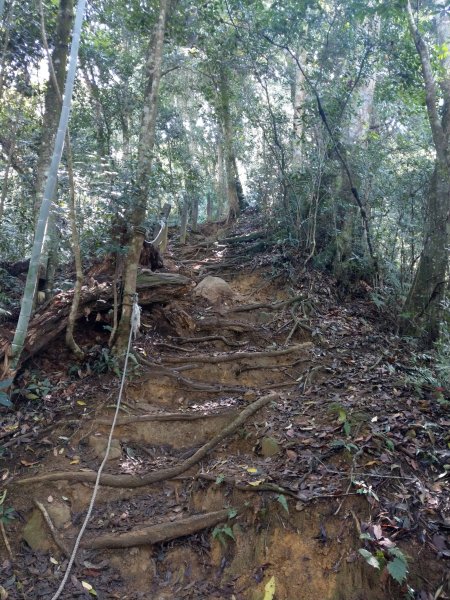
[
  {"left": 195, "top": 473, "right": 299, "bottom": 498},
  {"left": 174, "top": 335, "right": 247, "bottom": 348},
  {"left": 81, "top": 509, "right": 234, "bottom": 550},
  {"left": 94, "top": 410, "right": 237, "bottom": 425},
  {"left": 194, "top": 317, "right": 256, "bottom": 333},
  {"left": 227, "top": 294, "right": 305, "bottom": 313},
  {"left": 163, "top": 343, "right": 312, "bottom": 365},
  {"left": 137, "top": 359, "right": 246, "bottom": 393},
  {"left": 220, "top": 231, "right": 266, "bottom": 244},
  {"left": 236, "top": 358, "right": 310, "bottom": 375},
  {"left": 17, "top": 393, "right": 277, "bottom": 488}
]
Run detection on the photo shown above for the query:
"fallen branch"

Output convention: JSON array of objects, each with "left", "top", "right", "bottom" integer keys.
[
  {"left": 81, "top": 509, "right": 233, "bottom": 550},
  {"left": 17, "top": 393, "right": 277, "bottom": 488},
  {"left": 163, "top": 343, "right": 312, "bottom": 365}
]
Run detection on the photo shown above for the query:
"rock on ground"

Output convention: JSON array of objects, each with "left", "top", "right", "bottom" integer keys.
[{"left": 193, "top": 276, "right": 234, "bottom": 305}]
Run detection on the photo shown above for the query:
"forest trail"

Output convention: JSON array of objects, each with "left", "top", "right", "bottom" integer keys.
[{"left": 1, "top": 211, "right": 449, "bottom": 600}]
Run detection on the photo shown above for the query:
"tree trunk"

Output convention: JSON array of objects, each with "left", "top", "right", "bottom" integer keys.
[
  {"left": 179, "top": 196, "right": 189, "bottom": 244},
  {"left": 190, "top": 195, "right": 199, "bottom": 231},
  {"left": 8, "top": 0, "right": 86, "bottom": 371},
  {"left": 292, "top": 45, "right": 307, "bottom": 171},
  {"left": 218, "top": 65, "right": 240, "bottom": 221},
  {"left": 216, "top": 139, "right": 226, "bottom": 219},
  {"left": 401, "top": 2, "right": 450, "bottom": 344},
  {"left": 34, "top": 0, "right": 74, "bottom": 300},
  {"left": 114, "top": 0, "right": 170, "bottom": 354}
]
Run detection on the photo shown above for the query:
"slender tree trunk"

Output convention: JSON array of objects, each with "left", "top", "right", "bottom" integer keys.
[
  {"left": 401, "top": 2, "right": 450, "bottom": 344},
  {"left": 34, "top": 0, "right": 73, "bottom": 215},
  {"left": 216, "top": 139, "right": 226, "bottom": 219},
  {"left": 34, "top": 0, "right": 74, "bottom": 301},
  {"left": 292, "top": 45, "right": 307, "bottom": 171},
  {"left": 179, "top": 196, "right": 189, "bottom": 244},
  {"left": 0, "top": 116, "right": 17, "bottom": 222},
  {"left": 114, "top": 0, "right": 170, "bottom": 353},
  {"left": 8, "top": 0, "right": 86, "bottom": 371},
  {"left": 218, "top": 65, "right": 240, "bottom": 221},
  {"left": 190, "top": 195, "right": 199, "bottom": 231},
  {"left": 38, "top": 0, "right": 83, "bottom": 357}
]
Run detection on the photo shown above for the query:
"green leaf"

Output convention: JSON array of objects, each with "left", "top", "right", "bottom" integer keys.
[
  {"left": 215, "top": 474, "right": 225, "bottom": 485},
  {"left": 263, "top": 576, "right": 275, "bottom": 600},
  {"left": 343, "top": 421, "right": 351, "bottom": 437},
  {"left": 221, "top": 525, "right": 235, "bottom": 540},
  {"left": 228, "top": 508, "right": 237, "bottom": 519},
  {"left": 0, "top": 378, "right": 13, "bottom": 390},
  {"left": 0, "top": 392, "right": 12, "bottom": 407},
  {"left": 359, "top": 548, "right": 380, "bottom": 569},
  {"left": 388, "top": 546, "right": 407, "bottom": 561},
  {"left": 276, "top": 494, "right": 289, "bottom": 513},
  {"left": 387, "top": 557, "right": 408, "bottom": 584},
  {"left": 385, "top": 438, "right": 395, "bottom": 451}
]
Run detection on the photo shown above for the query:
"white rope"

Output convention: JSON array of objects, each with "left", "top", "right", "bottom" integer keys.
[{"left": 50, "top": 296, "right": 140, "bottom": 600}]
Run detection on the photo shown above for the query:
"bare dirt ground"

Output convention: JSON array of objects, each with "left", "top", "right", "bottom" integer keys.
[{"left": 1, "top": 210, "right": 449, "bottom": 599}]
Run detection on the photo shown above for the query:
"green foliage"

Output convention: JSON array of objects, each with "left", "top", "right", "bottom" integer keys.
[
  {"left": 0, "top": 378, "right": 13, "bottom": 408},
  {"left": 212, "top": 524, "right": 235, "bottom": 547},
  {"left": 276, "top": 494, "right": 289, "bottom": 513},
  {"left": 12, "top": 373, "right": 52, "bottom": 402},
  {"left": 89, "top": 348, "right": 121, "bottom": 377},
  {"left": 359, "top": 523, "right": 409, "bottom": 587},
  {"left": 0, "top": 490, "right": 15, "bottom": 526}
]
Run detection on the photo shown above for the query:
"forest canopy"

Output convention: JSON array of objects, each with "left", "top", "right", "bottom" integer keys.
[{"left": 0, "top": 0, "right": 449, "bottom": 352}]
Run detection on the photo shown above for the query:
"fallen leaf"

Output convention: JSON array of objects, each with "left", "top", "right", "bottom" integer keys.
[
  {"left": 20, "top": 460, "right": 39, "bottom": 467},
  {"left": 263, "top": 576, "right": 275, "bottom": 600}
]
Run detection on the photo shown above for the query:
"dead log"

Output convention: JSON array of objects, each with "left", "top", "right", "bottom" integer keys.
[
  {"left": 81, "top": 509, "right": 232, "bottom": 550},
  {"left": 0, "top": 272, "right": 192, "bottom": 367}
]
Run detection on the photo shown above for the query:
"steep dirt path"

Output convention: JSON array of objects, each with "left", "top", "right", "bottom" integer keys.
[{"left": 1, "top": 212, "right": 449, "bottom": 600}]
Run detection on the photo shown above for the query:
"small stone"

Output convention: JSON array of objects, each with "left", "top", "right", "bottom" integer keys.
[
  {"left": 23, "top": 510, "right": 52, "bottom": 551},
  {"left": 46, "top": 501, "right": 71, "bottom": 529},
  {"left": 88, "top": 435, "right": 122, "bottom": 461},
  {"left": 260, "top": 436, "right": 280, "bottom": 458}
]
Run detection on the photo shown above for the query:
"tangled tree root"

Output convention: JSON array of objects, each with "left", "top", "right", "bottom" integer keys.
[
  {"left": 81, "top": 509, "right": 234, "bottom": 550},
  {"left": 17, "top": 393, "right": 277, "bottom": 488}
]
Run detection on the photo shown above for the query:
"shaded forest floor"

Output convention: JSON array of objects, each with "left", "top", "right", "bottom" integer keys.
[{"left": 1, "top": 210, "right": 449, "bottom": 599}]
